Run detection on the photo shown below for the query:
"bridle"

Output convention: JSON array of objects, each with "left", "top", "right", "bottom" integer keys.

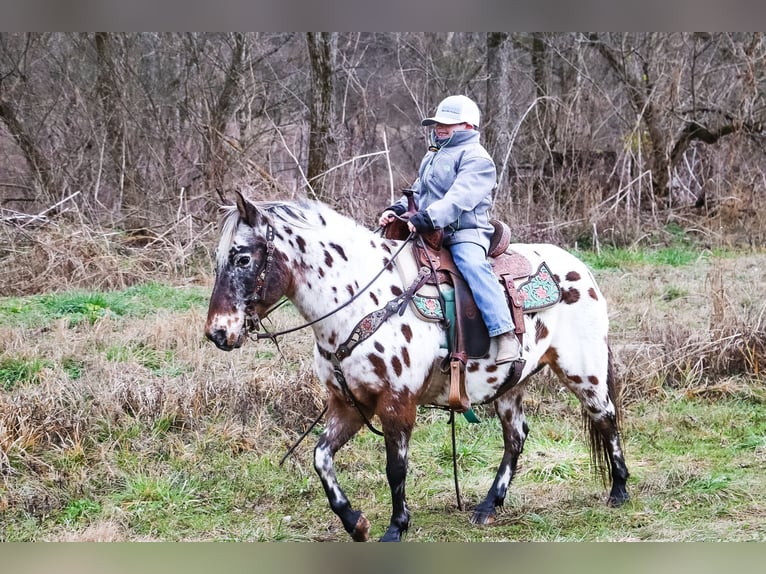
[{"left": 247, "top": 222, "right": 276, "bottom": 307}]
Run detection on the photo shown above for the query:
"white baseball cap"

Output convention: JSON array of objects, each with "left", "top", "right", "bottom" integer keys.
[{"left": 421, "top": 95, "right": 481, "bottom": 127}]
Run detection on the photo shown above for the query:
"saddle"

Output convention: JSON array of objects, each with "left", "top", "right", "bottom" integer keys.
[{"left": 386, "top": 212, "right": 560, "bottom": 413}]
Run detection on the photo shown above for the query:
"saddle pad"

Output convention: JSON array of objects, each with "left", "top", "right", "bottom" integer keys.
[
  {"left": 514, "top": 261, "right": 561, "bottom": 312},
  {"left": 413, "top": 291, "right": 446, "bottom": 321}
]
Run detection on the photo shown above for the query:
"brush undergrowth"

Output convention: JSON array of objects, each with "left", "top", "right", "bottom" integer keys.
[{"left": 1, "top": 235, "right": 765, "bottom": 541}]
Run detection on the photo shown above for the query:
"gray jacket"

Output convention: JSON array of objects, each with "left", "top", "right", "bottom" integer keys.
[{"left": 394, "top": 129, "right": 497, "bottom": 252}]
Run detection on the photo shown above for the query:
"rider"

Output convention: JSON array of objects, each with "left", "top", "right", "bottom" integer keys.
[{"left": 379, "top": 94, "right": 520, "bottom": 364}]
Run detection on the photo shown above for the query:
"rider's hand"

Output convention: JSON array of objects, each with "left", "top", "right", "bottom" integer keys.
[
  {"left": 378, "top": 210, "right": 396, "bottom": 227},
  {"left": 407, "top": 211, "right": 435, "bottom": 234}
]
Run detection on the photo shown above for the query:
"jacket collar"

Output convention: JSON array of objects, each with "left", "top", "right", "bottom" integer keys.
[{"left": 432, "top": 128, "right": 479, "bottom": 150}]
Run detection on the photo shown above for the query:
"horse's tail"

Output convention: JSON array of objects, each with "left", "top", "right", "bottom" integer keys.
[{"left": 583, "top": 345, "right": 622, "bottom": 486}]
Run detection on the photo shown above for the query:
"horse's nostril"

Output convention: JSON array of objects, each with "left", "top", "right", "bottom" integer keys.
[{"left": 206, "top": 328, "right": 232, "bottom": 350}]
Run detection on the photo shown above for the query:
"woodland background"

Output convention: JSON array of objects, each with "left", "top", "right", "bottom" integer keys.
[
  {"left": 2, "top": 33, "right": 766, "bottom": 542},
  {"left": 2, "top": 32, "right": 766, "bottom": 297}
]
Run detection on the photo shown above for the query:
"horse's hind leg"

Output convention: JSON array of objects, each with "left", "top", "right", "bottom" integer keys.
[
  {"left": 313, "top": 395, "right": 369, "bottom": 541},
  {"left": 471, "top": 387, "right": 528, "bottom": 525},
  {"left": 555, "top": 348, "right": 630, "bottom": 506}
]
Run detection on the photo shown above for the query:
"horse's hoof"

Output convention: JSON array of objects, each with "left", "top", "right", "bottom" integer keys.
[
  {"left": 470, "top": 507, "right": 497, "bottom": 525},
  {"left": 607, "top": 490, "right": 630, "bottom": 508},
  {"left": 350, "top": 513, "right": 370, "bottom": 541},
  {"left": 379, "top": 525, "right": 406, "bottom": 542}
]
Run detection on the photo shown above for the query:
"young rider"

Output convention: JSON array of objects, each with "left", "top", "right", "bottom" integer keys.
[{"left": 379, "top": 95, "right": 520, "bottom": 364}]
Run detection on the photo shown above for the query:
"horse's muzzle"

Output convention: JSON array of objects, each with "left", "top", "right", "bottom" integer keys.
[{"left": 205, "top": 327, "right": 242, "bottom": 351}]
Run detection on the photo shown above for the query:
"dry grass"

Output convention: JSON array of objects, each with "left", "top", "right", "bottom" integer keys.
[
  {"left": 599, "top": 251, "right": 766, "bottom": 404},
  {"left": 0, "top": 218, "right": 215, "bottom": 296}
]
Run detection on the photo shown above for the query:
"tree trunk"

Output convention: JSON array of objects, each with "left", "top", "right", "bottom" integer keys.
[
  {"left": 305, "top": 32, "right": 337, "bottom": 202},
  {"left": 202, "top": 32, "right": 247, "bottom": 202},
  {"left": 95, "top": 32, "right": 127, "bottom": 213},
  {"left": 484, "top": 32, "right": 511, "bottom": 169}
]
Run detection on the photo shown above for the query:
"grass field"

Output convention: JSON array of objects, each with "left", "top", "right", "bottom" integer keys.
[{"left": 1, "top": 244, "right": 765, "bottom": 542}]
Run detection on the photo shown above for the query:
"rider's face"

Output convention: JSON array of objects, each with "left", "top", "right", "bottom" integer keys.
[{"left": 434, "top": 122, "right": 470, "bottom": 139}]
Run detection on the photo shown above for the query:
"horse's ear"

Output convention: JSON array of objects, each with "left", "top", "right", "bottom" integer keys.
[{"left": 234, "top": 190, "right": 259, "bottom": 227}]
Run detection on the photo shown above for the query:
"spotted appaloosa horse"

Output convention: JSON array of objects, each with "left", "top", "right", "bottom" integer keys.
[{"left": 205, "top": 192, "right": 629, "bottom": 542}]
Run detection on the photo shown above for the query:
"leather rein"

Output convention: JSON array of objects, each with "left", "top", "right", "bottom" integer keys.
[
  {"left": 244, "top": 221, "right": 421, "bottom": 440},
  {"left": 246, "top": 219, "right": 468, "bottom": 509},
  {"left": 245, "top": 222, "right": 416, "bottom": 342}
]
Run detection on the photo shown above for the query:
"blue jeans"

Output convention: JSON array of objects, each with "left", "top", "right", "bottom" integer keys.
[{"left": 449, "top": 241, "right": 513, "bottom": 337}]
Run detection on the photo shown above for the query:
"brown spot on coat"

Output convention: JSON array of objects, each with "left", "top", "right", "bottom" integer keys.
[
  {"left": 374, "top": 341, "right": 385, "bottom": 353},
  {"left": 370, "top": 292, "right": 379, "bottom": 306},
  {"left": 324, "top": 250, "right": 334, "bottom": 267},
  {"left": 568, "top": 375, "right": 583, "bottom": 385},
  {"left": 535, "top": 318, "right": 549, "bottom": 343},
  {"left": 368, "top": 354, "right": 388, "bottom": 379},
  {"left": 401, "top": 347, "right": 410, "bottom": 367},
  {"left": 401, "top": 324, "right": 413, "bottom": 343},
  {"left": 588, "top": 375, "right": 599, "bottom": 385},
  {"left": 295, "top": 236, "right": 307, "bottom": 253},
  {"left": 391, "top": 355, "right": 402, "bottom": 377},
  {"left": 486, "top": 364, "right": 498, "bottom": 373},
  {"left": 467, "top": 362, "right": 480, "bottom": 372},
  {"left": 561, "top": 287, "right": 580, "bottom": 304},
  {"left": 391, "top": 285, "right": 403, "bottom": 296},
  {"left": 565, "top": 271, "right": 581, "bottom": 282},
  {"left": 329, "top": 242, "right": 348, "bottom": 261},
  {"left": 588, "top": 287, "right": 599, "bottom": 300}
]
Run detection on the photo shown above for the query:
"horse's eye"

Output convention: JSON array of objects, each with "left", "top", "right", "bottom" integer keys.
[{"left": 235, "top": 254, "right": 251, "bottom": 268}]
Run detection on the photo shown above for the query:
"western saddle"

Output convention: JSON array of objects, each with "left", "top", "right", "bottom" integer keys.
[{"left": 382, "top": 192, "right": 537, "bottom": 413}]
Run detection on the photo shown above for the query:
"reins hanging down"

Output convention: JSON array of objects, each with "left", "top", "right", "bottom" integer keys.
[{"left": 249, "top": 218, "right": 469, "bottom": 510}]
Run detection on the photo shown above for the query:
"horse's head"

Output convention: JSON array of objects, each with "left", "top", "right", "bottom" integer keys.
[{"left": 205, "top": 192, "right": 293, "bottom": 350}]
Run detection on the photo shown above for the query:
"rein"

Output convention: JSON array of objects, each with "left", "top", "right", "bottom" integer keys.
[
  {"left": 252, "top": 217, "right": 468, "bottom": 510},
  {"left": 250, "top": 222, "right": 417, "bottom": 441},
  {"left": 247, "top": 224, "right": 416, "bottom": 341}
]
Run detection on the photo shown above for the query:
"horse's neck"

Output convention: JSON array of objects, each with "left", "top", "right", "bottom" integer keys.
[{"left": 285, "top": 227, "right": 398, "bottom": 338}]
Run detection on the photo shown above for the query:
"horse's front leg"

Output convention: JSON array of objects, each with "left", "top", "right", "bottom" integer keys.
[
  {"left": 313, "top": 395, "right": 368, "bottom": 541},
  {"left": 378, "top": 393, "right": 417, "bottom": 542},
  {"left": 471, "top": 388, "right": 528, "bottom": 525}
]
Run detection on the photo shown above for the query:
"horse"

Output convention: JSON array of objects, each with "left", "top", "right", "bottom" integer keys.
[{"left": 205, "top": 192, "right": 630, "bottom": 542}]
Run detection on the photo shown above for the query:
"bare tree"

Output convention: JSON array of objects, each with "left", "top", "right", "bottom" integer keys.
[
  {"left": 305, "top": 32, "right": 338, "bottom": 201},
  {"left": 484, "top": 32, "right": 511, "bottom": 165},
  {"left": 0, "top": 33, "right": 54, "bottom": 198}
]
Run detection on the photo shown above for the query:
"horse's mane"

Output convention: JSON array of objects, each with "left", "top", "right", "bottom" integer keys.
[{"left": 215, "top": 198, "right": 362, "bottom": 270}]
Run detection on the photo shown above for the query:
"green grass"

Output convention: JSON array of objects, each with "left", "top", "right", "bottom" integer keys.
[
  {"left": 0, "top": 282, "right": 208, "bottom": 329},
  {"left": 2, "top": 387, "right": 765, "bottom": 541},
  {"left": 0, "top": 356, "right": 51, "bottom": 390},
  {"left": 576, "top": 245, "right": 705, "bottom": 270},
  {"left": 104, "top": 342, "right": 185, "bottom": 377},
  {"left": 60, "top": 498, "right": 102, "bottom": 524}
]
